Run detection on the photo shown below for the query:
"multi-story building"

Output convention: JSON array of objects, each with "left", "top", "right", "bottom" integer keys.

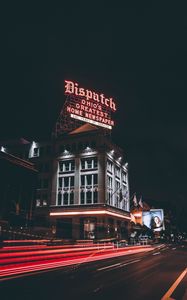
[{"left": 27, "top": 123, "right": 131, "bottom": 240}]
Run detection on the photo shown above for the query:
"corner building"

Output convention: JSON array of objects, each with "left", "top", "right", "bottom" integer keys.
[{"left": 29, "top": 123, "right": 131, "bottom": 240}]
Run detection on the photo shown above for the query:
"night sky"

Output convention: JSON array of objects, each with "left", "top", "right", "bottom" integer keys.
[{"left": 1, "top": 3, "right": 187, "bottom": 228}]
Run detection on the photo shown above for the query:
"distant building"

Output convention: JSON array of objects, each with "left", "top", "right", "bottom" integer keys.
[{"left": 0, "top": 141, "right": 37, "bottom": 227}]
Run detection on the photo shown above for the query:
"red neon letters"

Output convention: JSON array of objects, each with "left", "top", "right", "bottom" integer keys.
[{"left": 65, "top": 80, "right": 117, "bottom": 112}]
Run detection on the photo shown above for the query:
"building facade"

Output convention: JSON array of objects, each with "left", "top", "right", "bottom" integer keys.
[{"left": 28, "top": 123, "right": 131, "bottom": 240}]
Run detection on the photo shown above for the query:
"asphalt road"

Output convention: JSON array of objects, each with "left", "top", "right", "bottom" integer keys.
[{"left": 1, "top": 244, "right": 187, "bottom": 300}]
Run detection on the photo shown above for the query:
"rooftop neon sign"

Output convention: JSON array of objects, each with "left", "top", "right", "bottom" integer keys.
[{"left": 64, "top": 80, "right": 117, "bottom": 130}]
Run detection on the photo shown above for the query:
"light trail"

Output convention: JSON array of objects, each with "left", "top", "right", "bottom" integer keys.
[
  {"left": 0, "top": 245, "right": 150, "bottom": 264},
  {"left": 0, "top": 243, "right": 113, "bottom": 253},
  {"left": 0, "top": 246, "right": 154, "bottom": 281},
  {"left": 0, "top": 245, "right": 113, "bottom": 260}
]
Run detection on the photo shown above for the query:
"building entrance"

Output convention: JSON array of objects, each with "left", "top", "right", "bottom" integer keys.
[{"left": 80, "top": 217, "right": 96, "bottom": 239}]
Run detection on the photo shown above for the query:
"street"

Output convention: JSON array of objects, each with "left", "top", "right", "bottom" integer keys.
[{"left": 1, "top": 244, "right": 187, "bottom": 300}]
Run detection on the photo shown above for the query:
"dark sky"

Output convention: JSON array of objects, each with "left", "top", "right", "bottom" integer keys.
[{"left": 1, "top": 3, "right": 187, "bottom": 226}]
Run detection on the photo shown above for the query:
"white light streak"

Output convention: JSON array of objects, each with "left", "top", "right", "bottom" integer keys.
[{"left": 50, "top": 210, "right": 131, "bottom": 220}]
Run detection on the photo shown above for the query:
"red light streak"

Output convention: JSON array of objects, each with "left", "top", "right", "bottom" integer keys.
[
  {"left": 0, "top": 246, "right": 114, "bottom": 264},
  {"left": 0, "top": 246, "right": 153, "bottom": 280}
]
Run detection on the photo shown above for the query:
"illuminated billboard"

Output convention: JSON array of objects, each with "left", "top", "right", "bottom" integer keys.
[
  {"left": 64, "top": 80, "right": 117, "bottom": 130},
  {"left": 142, "top": 209, "right": 165, "bottom": 232}
]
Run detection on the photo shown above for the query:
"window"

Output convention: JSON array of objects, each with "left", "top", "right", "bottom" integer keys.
[
  {"left": 122, "top": 172, "right": 126, "bottom": 182},
  {"left": 64, "top": 193, "right": 68, "bottom": 205},
  {"left": 80, "top": 174, "right": 98, "bottom": 205},
  {"left": 58, "top": 177, "right": 62, "bottom": 188},
  {"left": 57, "top": 176, "right": 75, "bottom": 206},
  {"left": 81, "top": 160, "right": 85, "bottom": 170},
  {"left": 64, "top": 177, "right": 69, "bottom": 187},
  {"left": 81, "top": 157, "right": 97, "bottom": 170},
  {"left": 93, "top": 174, "right": 98, "bottom": 185},
  {"left": 59, "top": 176, "right": 74, "bottom": 188},
  {"left": 107, "top": 160, "right": 113, "bottom": 173},
  {"left": 59, "top": 160, "right": 75, "bottom": 172},
  {"left": 70, "top": 176, "right": 74, "bottom": 187},
  {"left": 107, "top": 176, "right": 113, "bottom": 189},
  {"left": 57, "top": 159, "right": 75, "bottom": 206},
  {"left": 107, "top": 161, "right": 128, "bottom": 211},
  {"left": 121, "top": 184, "right": 128, "bottom": 210},
  {"left": 33, "top": 147, "right": 39, "bottom": 157},
  {"left": 81, "top": 175, "right": 85, "bottom": 186},
  {"left": 65, "top": 162, "right": 70, "bottom": 171},
  {"left": 107, "top": 175, "right": 113, "bottom": 205},
  {"left": 87, "top": 175, "right": 91, "bottom": 186},
  {"left": 115, "top": 180, "right": 120, "bottom": 207},
  {"left": 81, "top": 175, "right": 94, "bottom": 186},
  {"left": 87, "top": 158, "right": 92, "bottom": 169},
  {"left": 115, "top": 166, "right": 120, "bottom": 178}
]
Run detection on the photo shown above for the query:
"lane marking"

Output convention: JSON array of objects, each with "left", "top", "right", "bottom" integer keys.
[
  {"left": 161, "top": 268, "right": 187, "bottom": 300},
  {"left": 153, "top": 252, "right": 161, "bottom": 256},
  {"left": 172, "top": 248, "right": 176, "bottom": 250},
  {"left": 97, "top": 263, "right": 121, "bottom": 271},
  {"left": 120, "top": 259, "right": 141, "bottom": 266},
  {"left": 97, "top": 259, "right": 141, "bottom": 271}
]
